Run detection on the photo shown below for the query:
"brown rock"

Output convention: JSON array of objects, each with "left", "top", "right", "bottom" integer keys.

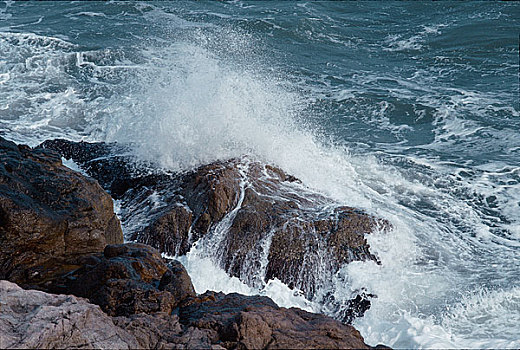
[
  {"left": 0, "top": 137, "right": 123, "bottom": 290},
  {"left": 173, "top": 160, "right": 386, "bottom": 300},
  {"left": 236, "top": 312, "right": 273, "bottom": 349},
  {"left": 1, "top": 279, "right": 375, "bottom": 349},
  {"left": 141, "top": 205, "right": 194, "bottom": 256},
  {"left": 182, "top": 161, "right": 242, "bottom": 235},
  {"left": 42, "top": 139, "right": 389, "bottom": 322},
  {"left": 159, "top": 260, "right": 197, "bottom": 303},
  {"left": 65, "top": 243, "right": 195, "bottom": 317},
  {"left": 112, "top": 312, "right": 184, "bottom": 349},
  {"left": 178, "top": 291, "right": 369, "bottom": 349}
]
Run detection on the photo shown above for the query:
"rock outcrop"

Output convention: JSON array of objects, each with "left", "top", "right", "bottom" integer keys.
[
  {"left": 0, "top": 136, "right": 123, "bottom": 290},
  {"left": 0, "top": 137, "right": 387, "bottom": 348},
  {"left": 0, "top": 280, "right": 370, "bottom": 349},
  {"left": 177, "top": 291, "right": 369, "bottom": 349},
  {"left": 41, "top": 139, "right": 389, "bottom": 303}
]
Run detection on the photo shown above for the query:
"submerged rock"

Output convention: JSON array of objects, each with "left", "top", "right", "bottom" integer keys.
[{"left": 0, "top": 137, "right": 123, "bottom": 290}]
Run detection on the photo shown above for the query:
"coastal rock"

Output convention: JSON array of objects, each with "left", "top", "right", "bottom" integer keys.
[
  {"left": 0, "top": 137, "right": 381, "bottom": 348},
  {"left": 42, "top": 139, "right": 388, "bottom": 320},
  {"left": 0, "top": 137, "right": 123, "bottom": 290},
  {"left": 1, "top": 280, "right": 372, "bottom": 349},
  {"left": 159, "top": 260, "right": 197, "bottom": 303},
  {"left": 171, "top": 159, "right": 384, "bottom": 299},
  {"left": 0, "top": 280, "right": 139, "bottom": 349},
  {"left": 178, "top": 291, "right": 369, "bottom": 349},
  {"left": 42, "top": 140, "right": 386, "bottom": 293},
  {"left": 112, "top": 313, "right": 186, "bottom": 349},
  {"left": 64, "top": 243, "right": 196, "bottom": 316},
  {"left": 39, "top": 138, "right": 169, "bottom": 197}
]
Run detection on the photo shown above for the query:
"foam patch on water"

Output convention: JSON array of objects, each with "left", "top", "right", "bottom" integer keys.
[
  {"left": 349, "top": 220, "right": 520, "bottom": 349},
  {"left": 384, "top": 24, "right": 447, "bottom": 52}
]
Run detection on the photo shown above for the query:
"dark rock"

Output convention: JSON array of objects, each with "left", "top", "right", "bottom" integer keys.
[
  {"left": 0, "top": 137, "right": 123, "bottom": 290},
  {"left": 177, "top": 291, "right": 369, "bottom": 349},
  {"left": 145, "top": 159, "right": 386, "bottom": 301},
  {"left": 0, "top": 137, "right": 387, "bottom": 348},
  {"left": 64, "top": 243, "right": 195, "bottom": 317},
  {"left": 159, "top": 260, "right": 197, "bottom": 303},
  {"left": 93, "top": 278, "right": 176, "bottom": 317},
  {"left": 139, "top": 204, "right": 194, "bottom": 257},
  {"left": 341, "top": 293, "right": 375, "bottom": 324},
  {"left": 2, "top": 276, "right": 375, "bottom": 349},
  {"left": 42, "top": 139, "right": 390, "bottom": 322},
  {"left": 39, "top": 138, "right": 170, "bottom": 198},
  {"left": 2, "top": 279, "right": 375, "bottom": 349},
  {"left": 179, "top": 291, "right": 279, "bottom": 325}
]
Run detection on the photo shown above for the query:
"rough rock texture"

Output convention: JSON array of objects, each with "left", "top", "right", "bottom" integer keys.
[
  {"left": 0, "top": 137, "right": 386, "bottom": 348},
  {"left": 42, "top": 139, "right": 388, "bottom": 303},
  {"left": 177, "top": 291, "right": 369, "bottom": 349},
  {"left": 0, "top": 280, "right": 140, "bottom": 349},
  {"left": 160, "top": 260, "right": 198, "bottom": 304},
  {"left": 63, "top": 243, "right": 196, "bottom": 317},
  {"left": 0, "top": 137, "right": 123, "bottom": 290},
  {"left": 1, "top": 280, "right": 372, "bottom": 349}
]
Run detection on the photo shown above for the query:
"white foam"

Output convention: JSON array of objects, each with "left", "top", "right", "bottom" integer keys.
[
  {"left": 88, "top": 22, "right": 520, "bottom": 347},
  {"left": 61, "top": 157, "right": 86, "bottom": 175},
  {"left": 383, "top": 23, "right": 447, "bottom": 52},
  {"left": 173, "top": 244, "right": 317, "bottom": 312},
  {"left": 70, "top": 11, "right": 107, "bottom": 18}
]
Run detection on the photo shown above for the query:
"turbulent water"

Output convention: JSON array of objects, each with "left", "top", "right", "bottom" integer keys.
[{"left": 1, "top": 1, "right": 519, "bottom": 348}]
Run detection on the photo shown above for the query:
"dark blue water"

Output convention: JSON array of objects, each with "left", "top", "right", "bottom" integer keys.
[{"left": 1, "top": 2, "right": 519, "bottom": 348}]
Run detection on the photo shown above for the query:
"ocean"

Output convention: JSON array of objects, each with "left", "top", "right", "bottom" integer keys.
[{"left": 1, "top": 1, "right": 519, "bottom": 348}]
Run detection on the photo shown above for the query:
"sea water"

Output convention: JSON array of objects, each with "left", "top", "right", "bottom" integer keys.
[{"left": 1, "top": 2, "right": 519, "bottom": 348}]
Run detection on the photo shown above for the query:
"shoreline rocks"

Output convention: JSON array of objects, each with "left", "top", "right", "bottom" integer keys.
[
  {"left": 41, "top": 139, "right": 389, "bottom": 303},
  {"left": 1, "top": 280, "right": 371, "bottom": 349},
  {"left": 62, "top": 243, "right": 196, "bottom": 317},
  {"left": 0, "top": 136, "right": 391, "bottom": 348},
  {"left": 0, "top": 280, "right": 140, "bottom": 349},
  {"left": 0, "top": 137, "right": 123, "bottom": 290}
]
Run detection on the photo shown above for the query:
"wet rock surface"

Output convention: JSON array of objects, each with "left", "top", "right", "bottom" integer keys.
[
  {"left": 176, "top": 291, "right": 369, "bottom": 349},
  {"left": 0, "top": 137, "right": 386, "bottom": 348},
  {"left": 42, "top": 139, "right": 389, "bottom": 302},
  {"left": 0, "top": 136, "right": 123, "bottom": 290}
]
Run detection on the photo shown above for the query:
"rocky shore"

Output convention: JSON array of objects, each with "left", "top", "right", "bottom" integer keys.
[{"left": 0, "top": 136, "right": 388, "bottom": 349}]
